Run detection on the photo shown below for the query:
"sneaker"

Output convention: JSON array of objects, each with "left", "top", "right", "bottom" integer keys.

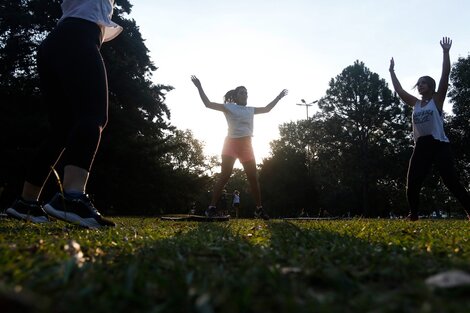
[
  {"left": 6, "top": 198, "right": 50, "bottom": 223},
  {"left": 407, "top": 212, "right": 419, "bottom": 221},
  {"left": 254, "top": 206, "right": 270, "bottom": 220},
  {"left": 205, "top": 206, "right": 218, "bottom": 218},
  {"left": 44, "top": 192, "right": 115, "bottom": 228}
]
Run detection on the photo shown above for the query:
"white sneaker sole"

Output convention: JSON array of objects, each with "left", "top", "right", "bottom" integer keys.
[
  {"left": 44, "top": 204, "right": 101, "bottom": 229},
  {"left": 6, "top": 208, "right": 50, "bottom": 223}
]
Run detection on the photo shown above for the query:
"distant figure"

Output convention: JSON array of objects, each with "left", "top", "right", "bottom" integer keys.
[
  {"left": 389, "top": 37, "right": 470, "bottom": 221},
  {"left": 191, "top": 75, "right": 288, "bottom": 219},
  {"left": 6, "top": 0, "right": 122, "bottom": 228},
  {"left": 232, "top": 190, "right": 240, "bottom": 218},
  {"left": 189, "top": 201, "right": 197, "bottom": 215},
  {"left": 299, "top": 208, "right": 309, "bottom": 218},
  {"left": 219, "top": 189, "right": 228, "bottom": 216}
]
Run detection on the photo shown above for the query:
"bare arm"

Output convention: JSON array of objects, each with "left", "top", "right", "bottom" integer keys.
[
  {"left": 190, "top": 75, "right": 225, "bottom": 111},
  {"left": 389, "top": 58, "right": 418, "bottom": 106},
  {"left": 434, "top": 37, "right": 452, "bottom": 111},
  {"left": 254, "top": 89, "right": 288, "bottom": 114}
]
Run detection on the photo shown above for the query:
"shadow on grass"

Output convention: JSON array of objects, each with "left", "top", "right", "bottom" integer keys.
[{"left": 0, "top": 218, "right": 469, "bottom": 313}]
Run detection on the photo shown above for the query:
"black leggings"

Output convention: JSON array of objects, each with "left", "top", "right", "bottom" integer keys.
[
  {"left": 406, "top": 135, "right": 470, "bottom": 214},
  {"left": 26, "top": 17, "right": 108, "bottom": 186}
]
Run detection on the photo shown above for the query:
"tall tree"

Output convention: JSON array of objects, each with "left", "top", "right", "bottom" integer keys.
[
  {"left": 260, "top": 135, "right": 316, "bottom": 217},
  {"left": 316, "top": 60, "right": 409, "bottom": 216},
  {"left": 261, "top": 61, "right": 412, "bottom": 217},
  {"left": 447, "top": 55, "right": 470, "bottom": 180}
]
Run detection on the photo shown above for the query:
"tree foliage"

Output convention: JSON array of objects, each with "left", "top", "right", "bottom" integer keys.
[
  {"left": 447, "top": 55, "right": 470, "bottom": 179},
  {"left": 262, "top": 61, "right": 412, "bottom": 217}
]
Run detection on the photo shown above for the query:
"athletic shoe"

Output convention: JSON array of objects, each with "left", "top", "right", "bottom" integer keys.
[
  {"left": 254, "top": 206, "right": 270, "bottom": 220},
  {"left": 44, "top": 192, "right": 115, "bottom": 228},
  {"left": 6, "top": 198, "right": 50, "bottom": 223},
  {"left": 407, "top": 212, "right": 419, "bottom": 221},
  {"left": 205, "top": 206, "right": 218, "bottom": 218}
]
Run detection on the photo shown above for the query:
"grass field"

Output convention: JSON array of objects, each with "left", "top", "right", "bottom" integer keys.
[{"left": 1, "top": 217, "right": 469, "bottom": 313}]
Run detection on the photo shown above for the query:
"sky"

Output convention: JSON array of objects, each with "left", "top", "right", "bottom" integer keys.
[{"left": 128, "top": 0, "right": 470, "bottom": 164}]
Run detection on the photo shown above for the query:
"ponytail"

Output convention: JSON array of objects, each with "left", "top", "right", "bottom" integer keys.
[{"left": 224, "top": 90, "right": 236, "bottom": 103}]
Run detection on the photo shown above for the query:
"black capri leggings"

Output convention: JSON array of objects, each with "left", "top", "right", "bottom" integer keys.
[
  {"left": 406, "top": 135, "right": 470, "bottom": 214},
  {"left": 26, "top": 17, "right": 108, "bottom": 186}
]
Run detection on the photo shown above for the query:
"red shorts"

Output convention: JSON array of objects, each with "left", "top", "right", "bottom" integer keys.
[{"left": 222, "top": 137, "right": 255, "bottom": 163}]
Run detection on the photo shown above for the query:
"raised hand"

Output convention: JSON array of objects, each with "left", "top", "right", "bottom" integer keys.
[
  {"left": 389, "top": 57, "right": 395, "bottom": 72},
  {"left": 277, "top": 89, "right": 288, "bottom": 100},
  {"left": 440, "top": 37, "right": 452, "bottom": 52},
  {"left": 191, "top": 75, "right": 202, "bottom": 89}
]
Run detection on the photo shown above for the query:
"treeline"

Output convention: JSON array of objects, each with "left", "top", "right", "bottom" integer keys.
[{"left": 1, "top": 1, "right": 470, "bottom": 218}]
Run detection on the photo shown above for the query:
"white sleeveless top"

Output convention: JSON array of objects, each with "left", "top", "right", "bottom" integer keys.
[
  {"left": 223, "top": 103, "right": 255, "bottom": 138},
  {"left": 59, "top": 0, "right": 123, "bottom": 42},
  {"left": 412, "top": 99, "right": 449, "bottom": 143}
]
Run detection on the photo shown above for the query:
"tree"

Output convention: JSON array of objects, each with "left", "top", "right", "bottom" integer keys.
[
  {"left": 438, "top": 54, "right": 470, "bottom": 216},
  {"left": 260, "top": 136, "right": 316, "bottom": 217},
  {"left": 447, "top": 55, "right": 470, "bottom": 180},
  {"left": 315, "top": 60, "right": 409, "bottom": 216},
  {"left": 261, "top": 61, "right": 411, "bottom": 217}
]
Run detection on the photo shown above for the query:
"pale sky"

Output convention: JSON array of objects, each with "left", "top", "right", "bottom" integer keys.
[{"left": 128, "top": 0, "right": 470, "bottom": 164}]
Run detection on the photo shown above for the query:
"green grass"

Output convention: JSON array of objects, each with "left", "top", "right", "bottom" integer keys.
[{"left": 1, "top": 218, "right": 469, "bottom": 313}]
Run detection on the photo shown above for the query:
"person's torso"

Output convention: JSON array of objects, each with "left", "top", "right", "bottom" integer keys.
[
  {"left": 233, "top": 195, "right": 240, "bottom": 203},
  {"left": 59, "top": 0, "right": 122, "bottom": 42},
  {"left": 412, "top": 99, "right": 449, "bottom": 143},
  {"left": 223, "top": 103, "right": 255, "bottom": 138}
]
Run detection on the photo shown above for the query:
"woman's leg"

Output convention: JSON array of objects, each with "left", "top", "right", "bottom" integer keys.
[
  {"left": 406, "top": 138, "right": 433, "bottom": 218},
  {"left": 210, "top": 155, "right": 236, "bottom": 207},
  {"left": 242, "top": 160, "right": 261, "bottom": 207},
  {"left": 435, "top": 143, "right": 470, "bottom": 218}
]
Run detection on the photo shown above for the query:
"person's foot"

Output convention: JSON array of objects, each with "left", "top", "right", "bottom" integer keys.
[
  {"left": 44, "top": 193, "right": 115, "bottom": 228},
  {"left": 254, "top": 206, "right": 270, "bottom": 220},
  {"left": 205, "top": 206, "right": 218, "bottom": 218},
  {"left": 406, "top": 212, "right": 419, "bottom": 221},
  {"left": 6, "top": 198, "right": 50, "bottom": 223}
]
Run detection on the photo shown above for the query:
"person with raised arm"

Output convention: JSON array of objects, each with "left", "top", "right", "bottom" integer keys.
[
  {"left": 389, "top": 37, "right": 470, "bottom": 221},
  {"left": 191, "top": 75, "right": 288, "bottom": 220}
]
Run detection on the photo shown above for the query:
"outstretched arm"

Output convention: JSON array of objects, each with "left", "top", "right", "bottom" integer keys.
[
  {"left": 389, "top": 58, "right": 417, "bottom": 106},
  {"left": 434, "top": 37, "right": 452, "bottom": 111},
  {"left": 191, "top": 75, "right": 225, "bottom": 111},
  {"left": 254, "top": 89, "right": 288, "bottom": 114}
]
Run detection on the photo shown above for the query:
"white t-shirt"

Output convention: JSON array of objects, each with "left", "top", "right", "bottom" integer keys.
[
  {"left": 412, "top": 99, "right": 449, "bottom": 143},
  {"left": 223, "top": 103, "right": 255, "bottom": 138},
  {"left": 59, "top": 0, "right": 123, "bottom": 42}
]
